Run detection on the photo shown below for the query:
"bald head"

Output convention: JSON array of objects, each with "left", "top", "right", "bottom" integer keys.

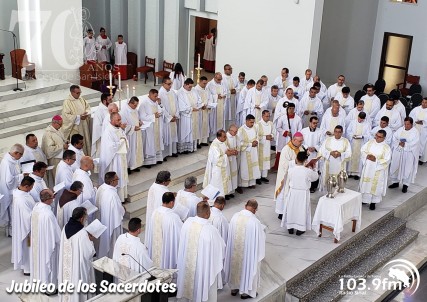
[
  {"left": 108, "top": 103, "right": 118, "bottom": 114},
  {"left": 80, "top": 156, "right": 93, "bottom": 171},
  {"left": 245, "top": 199, "right": 258, "bottom": 214},
  {"left": 196, "top": 201, "right": 211, "bottom": 219}
]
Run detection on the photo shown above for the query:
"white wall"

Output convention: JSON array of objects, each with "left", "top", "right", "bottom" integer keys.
[
  {"left": 369, "top": 0, "right": 427, "bottom": 92},
  {"left": 0, "top": 0, "right": 19, "bottom": 75},
  {"left": 216, "top": 0, "right": 324, "bottom": 82},
  {"left": 317, "top": 0, "right": 379, "bottom": 87}
]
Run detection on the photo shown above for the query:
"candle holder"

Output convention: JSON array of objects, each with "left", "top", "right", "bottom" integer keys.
[
  {"left": 107, "top": 85, "right": 116, "bottom": 97},
  {"left": 116, "top": 88, "right": 123, "bottom": 110},
  {"left": 195, "top": 67, "right": 203, "bottom": 84}
]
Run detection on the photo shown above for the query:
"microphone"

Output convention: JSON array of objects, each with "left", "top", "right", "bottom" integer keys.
[{"left": 121, "top": 253, "right": 156, "bottom": 281}]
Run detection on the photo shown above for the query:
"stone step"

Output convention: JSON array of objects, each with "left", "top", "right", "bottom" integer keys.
[
  {"left": 0, "top": 76, "right": 26, "bottom": 92},
  {"left": 310, "top": 227, "right": 419, "bottom": 302},
  {"left": 286, "top": 214, "right": 411, "bottom": 301},
  {"left": 0, "top": 78, "right": 72, "bottom": 102}
]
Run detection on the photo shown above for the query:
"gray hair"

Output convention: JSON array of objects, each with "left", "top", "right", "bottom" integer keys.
[
  {"left": 10, "top": 144, "right": 24, "bottom": 154},
  {"left": 184, "top": 176, "right": 197, "bottom": 189},
  {"left": 155, "top": 171, "right": 171, "bottom": 184}
]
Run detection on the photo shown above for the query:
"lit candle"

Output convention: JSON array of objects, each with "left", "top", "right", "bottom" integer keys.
[
  {"left": 126, "top": 84, "right": 129, "bottom": 100},
  {"left": 132, "top": 86, "right": 136, "bottom": 96},
  {"left": 109, "top": 70, "right": 112, "bottom": 87},
  {"left": 197, "top": 53, "right": 200, "bottom": 69},
  {"left": 118, "top": 72, "right": 121, "bottom": 90},
  {"left": 191, "top": 70, "right": 194, "bottom": 80}
]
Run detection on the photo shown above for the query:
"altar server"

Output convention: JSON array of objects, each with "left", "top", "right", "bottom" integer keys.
[
  {"left": 409, "top": 97, "right": 427, "bottom": 164},
  {"left": 114, "top": 35, "right": 127, "bottom": 77}
]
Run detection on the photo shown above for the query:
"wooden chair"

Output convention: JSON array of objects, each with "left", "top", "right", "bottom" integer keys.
[
  {"left": 10, "top": 49, "right": 36, "bottom": 80},
  {"left": 136, "top": 56, "right": 156, "bottom": 84},
  {"left": 127, "top": 52, "right": 138, "bottom": 80},
  {"left": 154, "top": 60, "right": 174, "bottom": 85},
  {"left": 396, "top": 74, "right": 420, "bottom": 97}
]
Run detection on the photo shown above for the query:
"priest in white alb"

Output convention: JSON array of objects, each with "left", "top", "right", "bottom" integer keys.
[
  {"left": 346, "top": 112, "right": 371, "bottom": 179},
  {"left": 319, "top": 125, "right": 352, "bottom": 191},
  {"left": 327, "top": 75, "right": 346, "bottom": 101},
  {"left": 222, "top": 64, "right": 238, "bottom": 124},
  {"left": 410, "top": 97, "right": 427, "bottom": 164},
  {"left": 203, "top": 130, "right": 233, "bottom": 198},
  {"left": 334, "top": 87, "right": 354, "bottom": 115},
  {"left": 12, "top": 176, "right": 35, "bottom": 275},
  {"left": 138, "top": 89, "right": 164, "bottom": 166},
  {"left": 298, "top": 86, "right": 324, "bottom": 127},
  {"left": 29, "top": 162, "right": 48, "bottom": 202},
  {"left": 176, "top": 202, "right": 225, "bottom": 302},
  {"left": 237, "top": 114, "right": 260, "bottom": 191},
  {"left": 68, "top": 134, "right": 85, "bottom": 171},
  {"left": 145, "top": 192, "right": 183, "bottom": 270},
  {"left": 206, "top": 72, "right": 227, "bottom": 133},
  {"left": 194, "top": 76, "right": 213, "bottom": 145},
  {"left": 388, "top": 117, "right": 420, "bottom": 193},
  {"left": 58, "top": 207, "right": 97, "bottom": 302},
  {"left": 256, "top": 110, "right": 274, "bottom": 184},
  {"left": 319, "top": 100, "right": 346, "bottom": 141},
  {"left": 226, "top": 125, "right": 239, "bottom": 195},
  {"left": 30, "top": 189, "right": 61, "bottom": 291},
  {"left": 159, "top": 77, "right": 180, "bottom": 158},
  {"left": 54, "top": 150, "right": 76, "bottom": 213},
  {"left": 360, "top": 84, "right": 381, "bottom": 124},
  {"left": 243, "top": 79, "right": 269, "bottom": 122},
  {"left": 61, "top": 85, "right": 91, "bottom": 155},
  {"left": 176, "top": 176, "right": 203, "bottom": 218},
  {"left": 96, "top": 172, "right": 125, "bottom": 258},
  {"left": 72, "top": 156, "right": 96, "bottom": 218},
  {"left": 0, "top": 144, "right": 24, "bottom": 232},
  {"left": 225, "top": 200, "right": 266, "bottom": 299},
  {"left": 374, "top": 98, "right": 402, "bottom": 131},
  {"left": 236, "top": 80, "right": 255, "bottom": 127},
  {"left": 177, "top": 78, "right": 201, "bottom": 153},
  {"left": 281, "top": 152, "right": 319, "bottom": 235},
  {"left": 20, "top": 134, "right": 47, "bottom": 164},
  {"left": 91, "top": 93, "right": 112, "bottom": 157},
  {"left": 113, "top": 218, "right": 153, "bottom": 274},
  {"left": 99, "top": 112, "right": 129, "bottom": 202},
  {"left": 120, "top": 96, "right": 144, "bottom": 172},
  {"left": 209, "top": 196, "right": 228, "bottom": 242},
  {"left": 371, "top": 116, "right": 393, "bottom": 146},
  {"left": 359, "top": 130, "right": 391, "bottom": 210},
  {"left": 57, "top": 181, "right": 83, "bottom": 229},
  {"left": 301, "top": 116, "right": 322, "bottom": 193}
]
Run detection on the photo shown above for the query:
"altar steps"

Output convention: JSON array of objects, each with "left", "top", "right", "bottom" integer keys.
[{"left": 285, "top": 212, "right": 418, "bottom": 302}]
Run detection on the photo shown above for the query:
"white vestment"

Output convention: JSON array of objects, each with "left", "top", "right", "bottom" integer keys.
[
  {"left": 374, "top": 107, "right": 402, "bottom": 131},
  {"left": 222, "top": 74, "right": 239, "bottom": 121},
  {"left": 120, "top": 104, "right": 144, "bottom": 169},
  {"left": 410, "top": 106, "right": 427, "bottom": 161},
  {"left": 159, "top": 86, "right": 179, "bottom": 157},
  {"left": 319, "top": 137, "right": 352, "bottom": 190},
  {"left": 346, "top": 120, "right": 371, "bottom": 175},
  {"left": 57, "top": 193, "right": 83, "bottom": 230},
  {"left": 138, "top": 95, "right": 164, "bottom": 165},
  {"left": 298, "top": 95, "right": 324, "bottom": 127},
  {"left": 114, "top": 41, "right": 127, "bottom": 65},
  {"left": 360, "top": 94, "right": 381, "bottom": 123},
  {"left": 237, "top": 125, "right": 260, "bottom": 187},
  {"left": 359, "top": 140, "right": 391, "bottom": 204},
  {"left": 176, "top": 189, "right": 202, "bottom": 219},
  {"left": 0, "top": 153, "right": 23, "bottom": 225},
  {"left": 68, "top": 145, "right": 85, "bottom": 171},
  {"left": 58, "top": 228, "right": 95, "bottom": 302},
  {"left": 194, "top": 84, "right": 212, "bottom": 141},
  {"left": 113, "top": 233, "right": 153, "bottom": 275},
  {"left": 99, "top": 122, "right": 128, "bottom": 202},
  {"left": 96, "top": 35, "right": 112, "bottom": 62},
  {"left": 273, "top": 97, "right": 300, "bottom": 126},
  {"left": 54, "top": 160, "right": 74, "bottom": 215},
  {"left": 281, "top": 165, "right": 318, "bottom": 231},
  {"left": 256, "top": 120, "right": 274, "bottom": 177},
  {"left": 389, "top": 127, "right": 420, "bottom": 185},
  {"left": 30, "top": 202, "right": 61, "bottom": 285},
  {"left": 91, "top": 102, "right": 109, "bottom": 157},
  {"left": 145, "top": 206, "right": 183, "bottom": 269},
  {"left": 327, "top": 83, "right": 346, "bottom": 100},
  {"left": 20, "top": 145, "right": 47, "bottom": 164},
  {"left": 334, "top": 93, "right": 354, "bottom": 115},
  {"left": 29, "top": 173, "right": 48, "bottom": 202},
  {"left": 96, "top": 183, "right": 125, "bottom": 258},
  {"left": 236, "top": 86, "right": 250, "bottom": 127},
  {"left": 301, "top": 77, "right": 314, "bottom": 92},
  {"left": 83, "top": 36, "right": 97, "bottom": 61},
  {"left": 226, "top": 133, "right": 239, "bottom": 190},
  {"left": 273, "top": 75, "right": 292, "bottom": 97},
  {"left": 301, "top": 127, "right": 322, "bottom": 162},
  {"left": 209, "top": 207, "right": 229, "bottom": 242},
  {"left": 203, "top": 138, "right": 232, "bottom": 197},
  {"left": 177, "top": 87, "right": 201, "bottom": 151},
  {"left": 145, "top": 183, "right": 168, "bottom": 241},
  {"left": 12, "top": 189, "right": 36, "bottom": 273},
  {"left": 224, "top": 209, "right": 266, "bottom": 298},
  {"left": 176, "top": 216, "right": 225, "bottom": 302},
  {"left": 345, "top": 108, "right": 370, "bottom": 127},
  {"left": 169, "top": 72, "right": 186, "bottom": 91},
  {"left": 243, "top": 87, "right": 268, "bottom": 122},
  {"left": 275, "top": 114, "right": 302, "bottom": 151},
  {"left": 319, "top": 112, "right": 346, "bottom": 141},
  {"left": 287, "top": 84, "right": 305, "bottom": 101},
  {"left": 371, "top": 126, "right": 393, "bottom": 146},
  {"left": 206, "top": 80, "right": 228, "bottom": 133},
  {"left": 72, "top": 168, "right": 96, "bottom": 206}
]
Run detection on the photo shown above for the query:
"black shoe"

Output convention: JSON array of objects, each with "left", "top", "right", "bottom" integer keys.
[
  {"left": 310, "top": 188, "right": 316, "bottom": 193},
  {"left": 144, "top": 165, "right": 152, "bottom": 169},
  {"left": 353, "top": 176, "right": 360, "bottom": 180},
  {"left": 183, "top": 151, "right": 189, "bottom": 154},
  {"left": 256, "top": 179, "right": 262, "bottom": 185},
  {"left": 270, "top": 146, "right": 276, "bottom": 151},
  {"left": 127, "top": 168, "right": 132, "bottom": 175},
  {"left": 197, "top": 144, "right": 202, "bottom": 149},
  {"left": 419, "top": 161, "right": 424, "bottom": 165},
  {"left": 229, "top": 194, "right": 235, "bottom": 198},
  {"left": 296, "top": 230, "right": 305, "bottom": 236},
  {"left": 231, "top": 289, "right": 239, "bottom": 296},
  {"left": 156, "top": 161, "right": 163, "bottom": 165},
  {"left": 45, "top": 289, "right": 58, "bottom": 296},
  {"left": 172, "top": 153, "right": 178, "bottom": 157},
  {"left": 163, "top": 158, "right": 168, "bottom": 162},
  {"left": 225, "top": 195, "right": 230, "bottom": 200},
  {"left": 278, "top": 214, "right": 283, "bottom": 220},
  {"left": 201, "top": 143, "right": 209, "bottom": 146},
  {"left": 241, "top": 294, "right": 252, "bottom": 299},
  {"left": 402, "top": 185, "right": 408, "bottom": 193},
  {"left": 23, "top": 272, "right": 30, "bottom": 276},
  {"left": 348, "top": 175, "right": 354, "bottom": 179},
  {"left": 369, "top": 203, "right": 376, "bottom": 210},
  {"left": 260, "top": 177, "right": 269, "bottom": 183},
  {"left": 132, "top": 168, "right": 140, "bottom": 172},
  {"left": 388, "top": 183, "right": 399, "bottom": 189},
  {"left": 236, "top": 187, "right": 243, "bottom": 194},
  {"left": 288, "top": 228, "right": 294, "bottom": 234}
]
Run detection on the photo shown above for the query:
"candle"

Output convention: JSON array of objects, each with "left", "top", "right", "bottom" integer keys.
[
  {"left": 118, "top": 72, "right": 121, "bottom": 90},
  {"left": 126, "top": 84, "right": 129, "bottom": 100},
  {"left": 132, "top": 86, "right": 136, "bottom": 96},
  {"left": 191, "top": 70, "right": 194, "bottom": 80},
  {"left": 197, "top": 53, "right": 200, "bottom": 69},
  {"left": 109, "top": 70, "right": 112, "bottom": 87}
]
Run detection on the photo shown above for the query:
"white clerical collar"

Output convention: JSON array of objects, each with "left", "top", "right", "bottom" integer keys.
[
  {"left": 125, "top": 233, "right": 140, "bottom": 241},
  {"left": 194, "top": 216, "right": 209, "bottom": 224}
]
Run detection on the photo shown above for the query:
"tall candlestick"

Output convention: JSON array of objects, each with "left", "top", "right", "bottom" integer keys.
[
  {"left": 132, "top": 86, "right": 136, "bottom": 96},
  {"left": 109, "top": 70, "right": 112, "bottom": 87},
  {"left": 118, "top": 72, "right": 121, "bottom": 90},
  {"left": 126, "top": 84, "right": 129, "bottom": 100},
  {"left": 191, "top": 70, "right": 194, "bottom": 80},
  {"left": 197, "top": 53, "right": 201, "bottom": 69}
]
